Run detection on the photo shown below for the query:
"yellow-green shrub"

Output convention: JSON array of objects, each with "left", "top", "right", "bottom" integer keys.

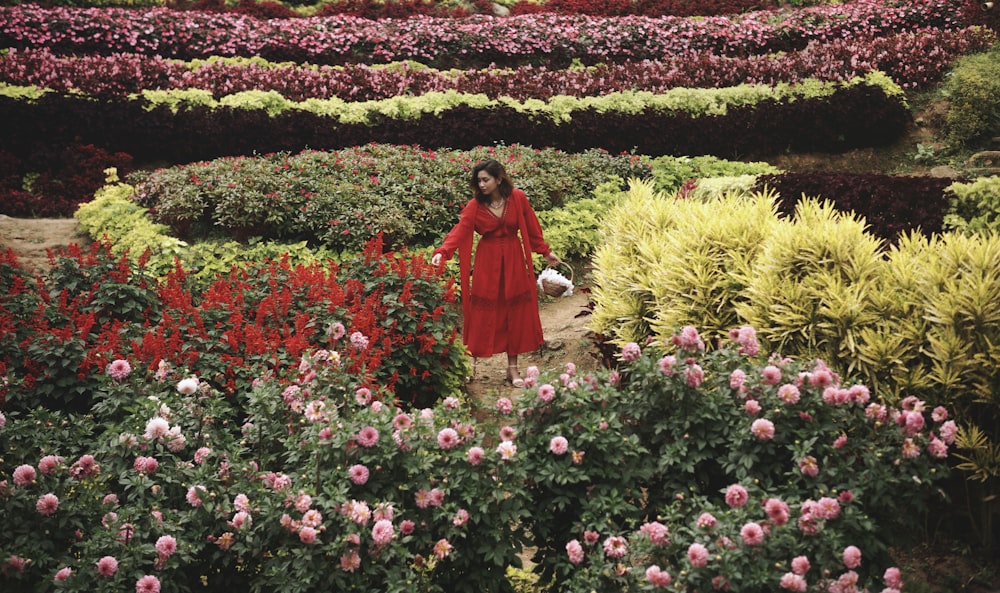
[
  {"left": 943, "top": 46, "right": 1000, "bottom": 147},
  {"left": 943, "top": 175, "right": 1000, "bottom": 235}
]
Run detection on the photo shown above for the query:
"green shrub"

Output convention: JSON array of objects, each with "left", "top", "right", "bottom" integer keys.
[
  {"left": 943, "top": 175, "right": 1000, "bottom": 235},
  {"left": 944, "top": 46, "right": 1000, "bottom": 147}
]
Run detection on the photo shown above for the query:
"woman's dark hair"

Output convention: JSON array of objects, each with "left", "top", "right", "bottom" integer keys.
[{"left": 470, "top": 159, "right": 514, "bottom": 203}]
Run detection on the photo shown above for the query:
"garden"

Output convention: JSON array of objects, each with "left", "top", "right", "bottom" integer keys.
[{"left": 2, "top": 0, "right": 1000, "bottom": 591}]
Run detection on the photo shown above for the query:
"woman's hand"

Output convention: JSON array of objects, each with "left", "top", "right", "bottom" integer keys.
[
  {"left": 431, "top": 253, "right": 442, "bottom": 267},
  {"left": 544, "top": 252, "right": 561, "bottom": 267}
]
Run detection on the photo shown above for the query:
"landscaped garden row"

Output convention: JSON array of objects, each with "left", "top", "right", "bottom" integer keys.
[
  {"left": 0, "top": 72, "right": 912, "bottom": 170},
  {"left": 0, "top": 0, "right": 968, "bottom": 67},
  {"left": 0, "top": 235, "right": 955, "bottom": 591},
  {"left": 2, "top": 26, "right": 992, "bottom": 102}
]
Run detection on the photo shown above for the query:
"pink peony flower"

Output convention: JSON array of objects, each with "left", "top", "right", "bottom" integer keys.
[
  {"left": 497, "top": 441, "right": 517, "bottom": 461},
  {"left": 799, "top": 456, "right": 819, "bottom": 477},
  {"left": 685, "top": 364, "right": 704, "bottom": 388},
  {"left": 731, "top": 325, "right": 759, "bottom": 356},
  {"left": 730, "top": 368, "right": 747, "bottom": 391},
  {"left": 697, "top": 512, "right": 717, "bottom": 528},
  {"left": 751, "top": 418, "right": 775, "bottom": 440},
  {"left": 901, "top": 438, "right": 921, "bottom": 458},
  {"left": 496, "top": 397, "right": 513, "bottom": 414},
  {"left": 884, "top": 566, "right": 903, "bottom": 589},
  {"left": 550, "top": 436, "right": 569, "bottom": 455},
  {"left": 725, "top": 484, "right": 749, "bottom": 507},
  {"left": 302, "top": 509, "right": 323, "bottom": 528},
  {"left": 96, "top": 555, "right": 118, "bottom": 577},
  {"left": 13, "top": 464, "right": 36, "bottom": 486},
  {"left": 106, "top": 359, "right": 132, "bottom": 381},
  {"left": 602, "top": 535, "right": 628, "bottom": 558},
  {"left": 658, "top": 355, "right": 677, "bottom": 376},
  {"left": 452, "top": 509, "right": 469, "bottom": 526},
  {"left": 133, "top": 456, "right": 158, "bottom": 474},
  {"left": 566, "top": 539, "right": 584, "bottom": 565},
  {"left": 437, "top": 428, "right": 459, "bottom": 450},
  {"left": 764, "top": 498, "right": 791, "bottom": 526},
  {"left": 583, "top": 530, "right": 599, "bottom": 544},
  {"left": 350, "top": 331, "right": 369, "bottom": 350},
  {"left": 745, "top": 399, "right": 762, "bottom": 415},
  {"left": 135, "top": 575, "right": 161, "bottom": 593},
  {"left": 675, "top": 326, "right": 705, "bottom": 351},
  {"left": 176, "top": 377, "right": 199, "bottom": 395},
  {"left": 433, "top": 538, "right": 453, "bottom": 559},
  {"left": 740, "top": 522, "right": 765, "bottom": 545},
  {"left": 38, "top": 455, "right": 63, "bottom": 476},
  {"left": 939, "top": 420, "right": 958, "bottom": 444},
  {"left": 299, "top": 526, "right": 317, "bottom": 544},
  {"left": 36, "top": 493, "right": 59, "bottom": 516},
  {"left": 340, "top": 549, "right": 360, "bottom": 571},
  {"left": 372, "top": 519, "right": 394, "bottom": 545},
  {"left": 780, "top": 572, "right": 807, "bottom": 592},
  {"left": 792, "top": 555, "right": 811, "bottom": 575},
  {"left": 186, "top": 485, "right": 205, "bottom": 507},
  {"left": 155, "top": 535, "right": 177, "bottom": 558},
  {"left": 466, "top": 446, "right": 485, "bottom": 465},
  {"left": 621, "top": 342, "right": 641, "bottom": 362},
  {"left": 687, "top": 543, "right": 709, "bottom": 567},
  {"left": 54, "top": 567, "right": 72, "bottom": 581},
  {"left": 842, "top": 545, "right": 862, "bottom": 569},
  {"left": 816, "top": 497, "right": 841, "bottom": 520},
  {"left": 931, "top": 406, "right": 948, "bottom": 422},
  {"left": 537, "top": 383, "right": 556, "bottom": 403},
  {"left": 499, "top": 425, "right": 516, "bottom": 441},
  {"left": 144, "top": 417, "right": 170, "bottom": 439},
  {"left": 761, "top": 365, "right": 782, "bottom": 385},
  {"left": 646, "top": 565, "right": 673, "bottom": 587},
  {"left": 356, "top": 426, "right": 379, "bottom": 447},
  {"left": 639, "top": 521, "right": 670, "bottom": 545},
  {"left": 349, "top": 464, "right": 370, "bottom": 485},
  {"left": 777, "top": 384, "right": 800, "bottom": 405},
  {"left": 400, "top": 520, "right": 415, "bottom": 535}
]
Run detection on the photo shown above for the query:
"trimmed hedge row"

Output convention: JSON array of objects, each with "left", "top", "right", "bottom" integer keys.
[{"left": 0, "top": 78, "right": 911, "bottom": 165}]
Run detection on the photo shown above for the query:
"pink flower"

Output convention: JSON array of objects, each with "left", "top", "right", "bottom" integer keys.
[
  {"left": 466, "top": 446, "right": 485, "bottom": 465},
  {"left": 348, "top": 464, "right": 370, "bottom": 485},
  {"left": 928, "top": 435, "right": 948, "bottom": 458},
  {"left": 687, "top": 543, "right": 709, "bottom": 567},
  {"left": 675, "top": 326, "right": 705, "bottom": 351},
  {"left": 36, "top": 493, "right": 59, "bottom": 516},
  {"left": 38, "top": 455, "right": 63, "bottom": 476},
  {"left": 356, "top": 426, "right": 379, "bottom": 447},
  {"left": 566, "top": 539, "right": 584, "bottom": 565},
  {"left": 302, "top": 509, "right": 323, "bottom": 528},
  {"left": 54, "top": 567, "right": 72, "bottom": 581},
  {"left": 186, "top": 485, "right": 205, "bottom": 507},
  {"left": 583, "top": 530, "right": 599, "bottom": 544},
  {"left": 658, "top": 355, "right": 677, "bottom": 375},
  {"left": 725, "top": 484, "right": 749, "bottom": 508},
  {"left": 816, "top": 497, "right": 841, "bottom": 520},
  {"left": 780, "top": 572, "right": 807, "bottom": 592},
  {"left": 764, "top": 498, "right": 790, "bottom": 526},
  {"left": 940, "top": 420, "right": 958, "bottom": 444},
  {"left": 842, "top": 545, "right": 862, "bottom": 569},
  {"left": 884, "top": 566, "right": 903, "bottom": 589},
  {"left": 327, "top": 321, "right": 346, "bottom": 340},
  {"left": 761, "top": 365, "right": 782, "bottom": 385},
  {"left": 155, "top": 535, "right": 177, "bottom": 558},
  {"left": 537, "top": 383, "right": 556, "bottom": 402},
  {"left": 437, "top": 428, "right": 459, "bottom": 449},
  {"left": 96, "top": 555, "right": 118, "bottom": 577},
  {"left": 931, "top": 406, "right": 948, "bottom": 422},
  {"left": 550, "top": 436, "right": 569, "bottom": 455},
  {"left": 638, "top": 521, "right": 670, "bottom": 545},
  {"left": 433, "top": 538, "right": 453, "bottom": 559},
  {"left": 792, "top": 555, "right": 811, "bottom": 575},
  {"left": 730, "top": 368, "right": 747, "bottom": 390},
  {"left": 133, "top": 456, "right": 158, "bottom": 474},
  {"left": 452, "top": 509, "right": 469, "bottom": 526},
  {"left": 372, "top": 519, "right": 394, "bottom": 545},
  {"left": 751, "top": 418, "right": 775, "bottom": 440},
  {"left": 106, "top": 359, "right": 132, "bottom": 381},
  {"left": 901, "top": 438, "right": 921, "bottom": 458},
  {"left": 230, "top": 511, "right": 252, "bottom": 530},
  {"left": 400, "top": 520, "right": 415, "bottom": 535},
  {"left": 340, "top": 550, "right": 360, "bottom": 571},
  {"left": 799, "top": 456, "right": 819, "bottom": 477},
  {"left": 13, "top": 464, "right": 36, "bottom": 486},
  {"left": 745, "top": 399, "right": 762, "bottom": 415},
  {"left": 602, "top": 535, "right": 628, "bottom": 558},
  {"left": 731, "top": 325, "right": 759, "bottom": 356},
  {"left": 685, "top": 364, "right": 704, "bottom": 388},
  {"left": 697, "top": 512, "right": 717, "bottom": 528},
  {"left": 176, "top": 377, "right": 199, "bottom": 395},
  {"left": 777, "top": 384, "right": 800, "bottom": 405},
  {"left": 621, "top": 342, "right": 641, "bottom": 362},
  {"left": 135, "top": 575, "right": 161, "bottom": 593},
  {"left": 740, "top": 522, "right": 765, "bottom": 545},
  {"left": 299, "top": 526, "right": 317, "bottom": 544},
  {"left": 234, "top": 493, "right": 252, "bottom": 513},
  {"left": 646, "top": 565, "right": 673, "bottom": 587},
  {"left": 833, "top": 434, "right": 848, "bottom": 449},
  {"left": 496, "top": 396, "right": 514, "bottom": 414},
  {"left": 499, "top": 425, "right": 516, "bottom": 441}
]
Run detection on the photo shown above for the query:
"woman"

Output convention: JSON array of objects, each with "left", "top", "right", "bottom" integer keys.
[{"left": 431, "top": 159, "right": 561, "bottom": 387}]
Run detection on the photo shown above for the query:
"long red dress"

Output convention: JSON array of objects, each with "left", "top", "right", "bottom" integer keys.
[{"left": 434, "top": 189, "right": 552, "bottom": 358}]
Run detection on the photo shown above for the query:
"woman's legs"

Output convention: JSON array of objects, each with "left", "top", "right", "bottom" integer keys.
[{"left": 506, "top": 353, "right": 524, "bottom": 387}]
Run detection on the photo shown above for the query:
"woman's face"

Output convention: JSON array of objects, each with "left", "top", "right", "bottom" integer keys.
[{"left": 476, "top": 170, "right": 499, "bottom": 198}]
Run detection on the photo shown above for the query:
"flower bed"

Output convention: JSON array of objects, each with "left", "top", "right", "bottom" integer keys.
[
  {"left": 0, "top": 0, "right": 968, "bottom": 67},
  {"left": 0, "top": 283, "right": 954, "bottom": 591},
  {"left": 2, "top": 26, "right": 992, "bottom": 102}
]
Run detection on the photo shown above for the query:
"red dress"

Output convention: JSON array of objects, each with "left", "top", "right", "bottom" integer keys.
[{"left": 434, "top": 189, "right": 552, "bottom": 358}]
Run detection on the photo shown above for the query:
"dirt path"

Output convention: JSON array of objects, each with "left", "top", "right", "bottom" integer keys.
[{"left": 0, "top": 215, "right": 93, "bottom": 273}]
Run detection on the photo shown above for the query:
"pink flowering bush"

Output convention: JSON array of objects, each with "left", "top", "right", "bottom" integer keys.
[{"left": 517, "top": 326, "right": 952, "bottom": 592}]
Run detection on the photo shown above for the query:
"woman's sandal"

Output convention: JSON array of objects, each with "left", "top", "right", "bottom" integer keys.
[{"left": 506, "top": 365, "right": 525, "bottom": 388}]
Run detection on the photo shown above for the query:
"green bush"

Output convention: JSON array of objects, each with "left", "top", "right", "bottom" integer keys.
[
  {"left": 944, "top": 46, "right": 1000, "bottom": 147},
  {"left": 943, "top": 175, "right": 1000, "bottom": 235}
]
